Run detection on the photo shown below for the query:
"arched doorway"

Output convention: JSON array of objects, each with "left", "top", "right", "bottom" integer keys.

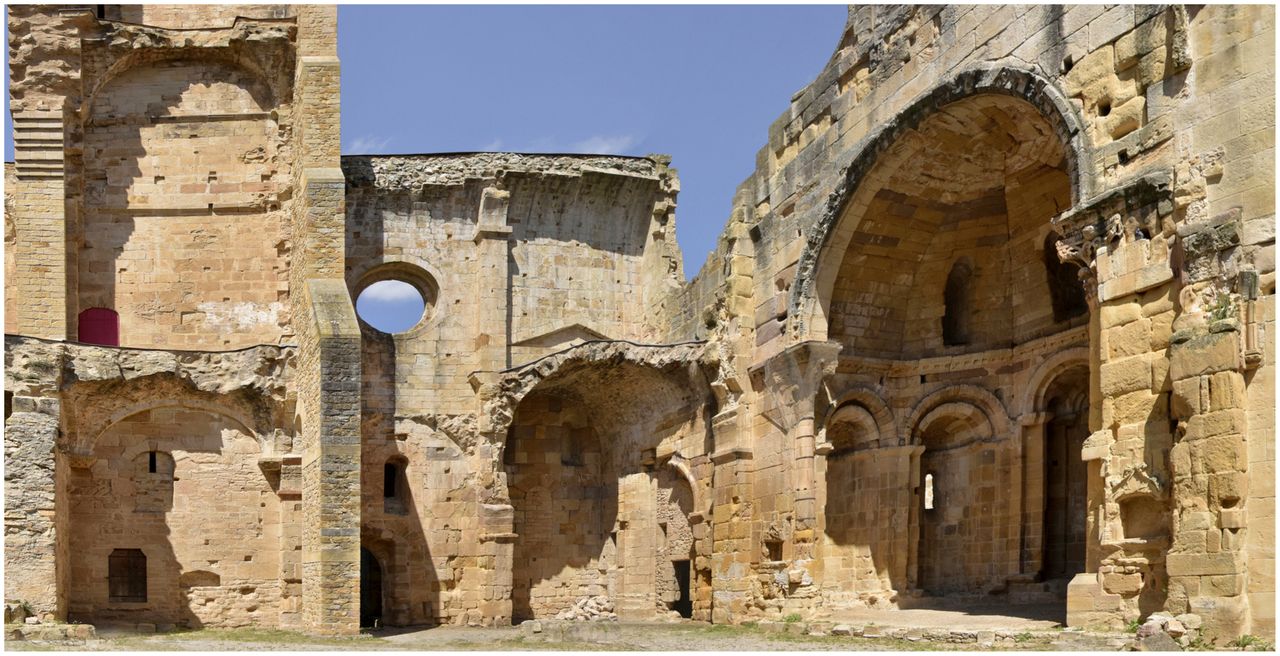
[
  {"left": 360, "top": 548, "right": 383, "bottom": 628},
  {"left": 1040, "top": 368, "right": 1089, "bottom": 582},
  {"left": 913, "top": 402, "right": 997, "bottom": 595}
]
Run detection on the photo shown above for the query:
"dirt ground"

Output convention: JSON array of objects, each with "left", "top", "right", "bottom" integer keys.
[{"left": 7, "top": 620, "right": 1131, "bottom": 652}]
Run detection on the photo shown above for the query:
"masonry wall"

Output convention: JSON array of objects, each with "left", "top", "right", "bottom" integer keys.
[
  {"left": 80, "top": 60, "right": 290, "bottom": 348},
  {"left": 667, "top": 3, "right": 1273, "bottom": 638},
  {"left": 67, "top": 407, "right": 297, "bottom": 628},
  {"left": 4, "top": 2, "right": 1274, "bottom": 641}
]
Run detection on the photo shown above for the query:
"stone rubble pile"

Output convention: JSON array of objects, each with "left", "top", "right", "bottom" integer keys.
[
  {"left": 1134, "top": 612, "right": 1203, "bottom": 651},
  {"left": 554, "top": 595, "right": 618, "bottom": 621}
]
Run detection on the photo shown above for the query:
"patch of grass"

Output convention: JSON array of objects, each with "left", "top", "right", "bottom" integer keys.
[
  {"left": 1125, "top": 618, "right": 1143, "bottom": 633},
  {"left": 1013, "top": 632, "right": 1035, "bottom": 643},
  {"left": 782, "top": 613, "right": 802, "bottom": 623},
  {"left": 1184, "top": 634, "right": 1214, "bottom": 651},
  {"left": 1228, "top": 634, "right": 1274, "bottom": 651}
]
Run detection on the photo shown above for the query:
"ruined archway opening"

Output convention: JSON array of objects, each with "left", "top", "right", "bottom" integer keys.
[
  {"left": 656, "top": 464, "right": 697, "bottom": 620},
  {"left": 1040, "top": 367, "right": 1090, "bottom": 584},
  {"left": 503, "top": 358, "right": 709, "bottom": 623}
]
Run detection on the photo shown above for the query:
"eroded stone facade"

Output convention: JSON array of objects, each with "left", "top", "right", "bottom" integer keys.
[{"left": 4, "top": 3, "right": 1274, "bottom": 643}]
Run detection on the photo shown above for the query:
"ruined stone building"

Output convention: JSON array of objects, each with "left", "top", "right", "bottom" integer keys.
[{"left": 3, "top": 2, "right": 1275, "bottom": 642}]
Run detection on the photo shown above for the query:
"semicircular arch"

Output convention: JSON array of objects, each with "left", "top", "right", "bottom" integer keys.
[{"left": 789, "top": 64, "right": 1095, "bottom": 342}]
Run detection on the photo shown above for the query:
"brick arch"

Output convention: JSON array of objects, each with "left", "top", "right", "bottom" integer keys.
[
  {"left": 1021, "top": 346, "right": 1091, "bottom": 416},
  {"left": 789, "top": 64, "right": 1095, "bottom": 342},
  {"left": 906, "top": 384, "right": 1010, "bottom": 446},
  {"left": 92, "top": 399, "right": 259, "bottom": 455},
  {"left": 822, "top": 387, "right": 897, "bottom": 450}
]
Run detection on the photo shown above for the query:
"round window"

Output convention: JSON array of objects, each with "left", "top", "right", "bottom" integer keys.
[{"left": 356, "top": 280, "right": 426, "bottom": 334}]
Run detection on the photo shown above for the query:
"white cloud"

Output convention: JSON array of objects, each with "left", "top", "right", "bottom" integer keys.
[
  {"left": 566, "top": 134, "right": 638, "bottom": 155},
  {"left": 346, "top": 135, "right": 392, "bottom": 154},
  {"left": 359, "top": 280, "right": 422, "bottom": 303},
  {"left": 475, "top": 134, "right": 639, "bottom": 155}
]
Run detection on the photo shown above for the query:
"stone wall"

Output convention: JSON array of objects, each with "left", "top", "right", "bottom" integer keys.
[{"left": 3, "top": 2, "right": 1273, "bottom": 641}]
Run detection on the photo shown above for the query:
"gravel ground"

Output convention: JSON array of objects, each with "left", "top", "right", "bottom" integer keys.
[{"left": 8, "top": 620, "right": 1130, "bottom": 652}]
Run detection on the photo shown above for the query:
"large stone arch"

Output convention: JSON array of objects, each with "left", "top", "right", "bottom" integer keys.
[
  {"left": 789, "top": 64, "right": 1095, "bottom": 342},
  {"left": 476, "top": 339, "right": 708, "bottom": 452},
  {"left": 483, "top": 340, "right": 712, "bottom": 622}
]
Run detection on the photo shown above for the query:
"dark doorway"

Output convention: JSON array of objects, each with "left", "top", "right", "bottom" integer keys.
[
  {"left": 1043, "top": 394, "right": 1088, "bottom": 580},
  {"left": 672, "top": 560, "right": 692, "bottom": 619},
  {"left": 360, "top": 548, "right": 383, "bottom": 628}
]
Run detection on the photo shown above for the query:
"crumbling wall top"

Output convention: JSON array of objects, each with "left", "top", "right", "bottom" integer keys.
[{"left": 341, "top": 152, "right": 664, "bottom": 190}]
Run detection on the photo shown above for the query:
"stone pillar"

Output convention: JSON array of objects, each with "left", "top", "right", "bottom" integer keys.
[
  {"left": 3, "top": 395, "right": 64, "bottom": 618},
  {"left": 289, "top": 6, "right": 360, "bottom": 635},
  {"left": 299, "top": 280, "right": 362, "bottom": 635},
  {"left": 477, "top": 502, "right": 516, "bottom": 625},
  {"left": 11, "top": 109, "right": 69, "bottom": 339},
  {"left": 708, "top": 407, "right": 753, "bottom": 623},
  {"left": 616, "top": 471, "right": 658, "bottom": 619},
  {"left": 473, "top": 187, "right": 513, "bottom": 372},
  {"left": 1054, "top": 174, "right": 1177, "bottom": 630},
  {"left": 1018, "top": 413, "right": 1050, "bottom": 577}
]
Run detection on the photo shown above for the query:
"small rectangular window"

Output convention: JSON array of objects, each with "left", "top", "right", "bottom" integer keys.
[
  {"left": 765, "top": 539, "right": 783, "bottom": 562},
  {"left": 383, "top": 463, "right": 397, "bottom": 499},
  {"left": 108, "top": 549, "right": 147, "bottom": 602},
  {"left": 148, "top": 451, "right": 157, "bottom": 474},
  {"left": 924, "top": 473, "right": 935, "bottom": 511}
]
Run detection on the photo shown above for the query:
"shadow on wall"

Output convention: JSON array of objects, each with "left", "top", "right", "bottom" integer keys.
[
  {"left": 67, "top": 404, "right": 287, "bottom": 628},
  {"left": 78, "top": 58, "right": 284, "bottom": 349},
  {"left": 360, "top": 329, "right": 440, "bottom": 627},
  {"left": 505, "top": 361, "right": 710, "bottom": 622}
]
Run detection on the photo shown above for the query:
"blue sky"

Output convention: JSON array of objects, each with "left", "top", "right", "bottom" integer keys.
[
  {"left": 4, "top": 5, "right": 846, "bottom": 328},
  {"left": 337, "top": 5, "right": 846, "bottom": 277}
]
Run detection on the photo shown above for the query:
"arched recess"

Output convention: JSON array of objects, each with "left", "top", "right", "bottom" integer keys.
[
  {"left": 66, "top": 402, "right": 282, "bottom": 628},
  {"left": 911, "top": 398, "right": 1002, "bottom": 595},
  {"left": 819, "top": 389, "right": 916, "bottom": 607},
  {"left": 789, "top": 64, "right": 1095, "bottom": 343},
  {"left": 1022, "top": 347, "right": 1092, "bottom": 417},
  {"left": 496, "top": 341, "right": 711, "bottom": 623},
  {"left": 1034, "top": 363, "right": 1091, "bottom": 584},
  {"left": 905, "top": 384, "right": 1011, "bottom": 443}
]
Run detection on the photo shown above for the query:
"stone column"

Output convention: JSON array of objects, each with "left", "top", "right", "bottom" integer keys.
[
  {"left": 289, "top": 6, "right": 361, "bottom": 635},
  {"left": 1018, "top": 412, "right": 1050, "bottom": 577},
  {"left": 3, "top": 395, "right": 64, "bottom": 619},
  {"left": 708, "top": 407, "right": 753, "bottom": 624},
  {"left": 299, "top": 280, "right": 362, "bottom": 635},
  {"left": 473, "top": 187, "right": 513, "bottom": 372},
  {"left": 1054, "top": 174, "right": 1177, "bottom": 630},
  {"left": 616, "top": 471, "right": 658, "bottom": 619},
  {"left": 477, "top": 502, "right": 516, "bottom": 625},
  {"left": 11, "top": 109, "right": 69, "bottom": 339}
]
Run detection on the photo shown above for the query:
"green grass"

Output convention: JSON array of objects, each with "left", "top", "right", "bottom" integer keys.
[
  {"left": 1228, "top": 634, "right": 1275, "bottom": 651},
  {"left": 783, "top": 613, "right": 803, "bottom": 623}
]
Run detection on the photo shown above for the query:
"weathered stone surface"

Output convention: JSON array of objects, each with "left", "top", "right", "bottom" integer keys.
[{"left": 2, "top": 2, "right": 1273, "bottom": 644}]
